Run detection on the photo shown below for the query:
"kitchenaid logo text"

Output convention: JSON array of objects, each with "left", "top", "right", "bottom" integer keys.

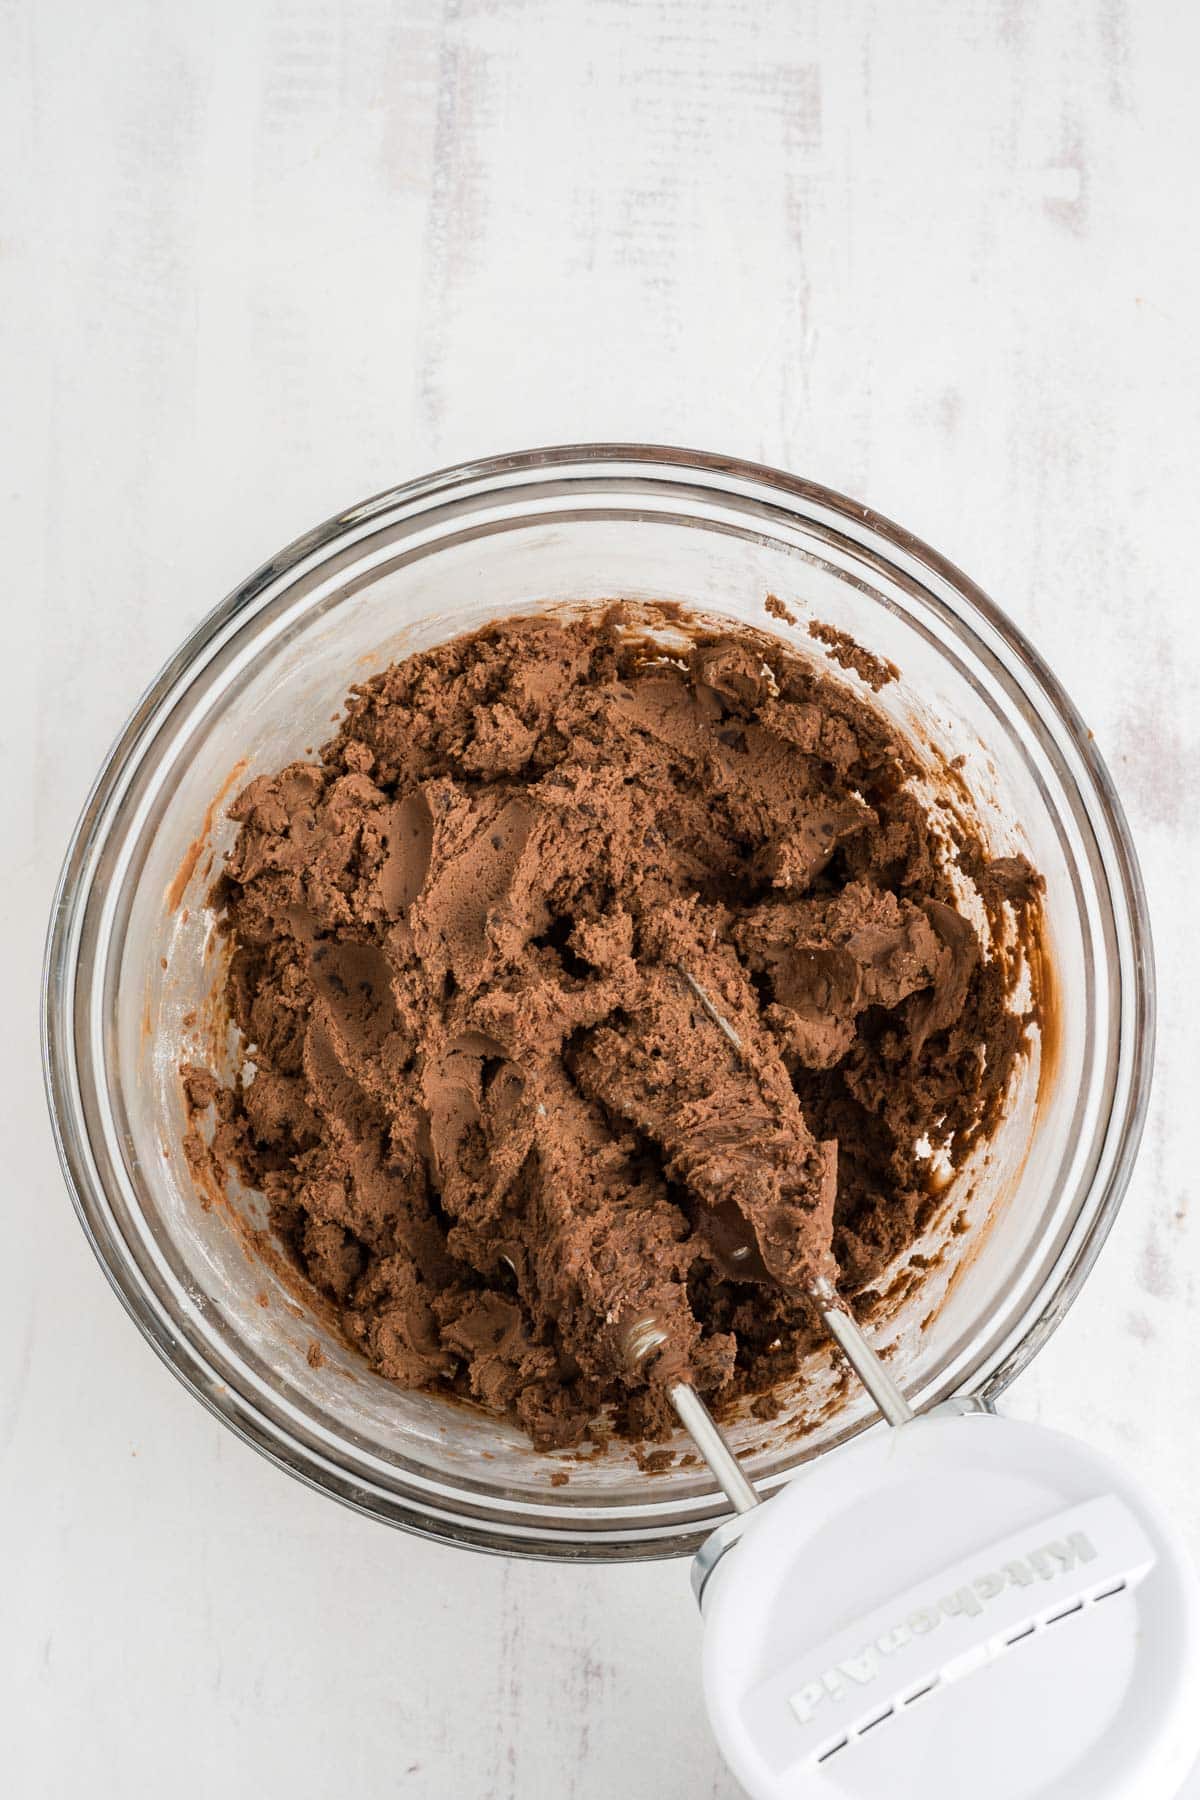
[{"left": 788, "top": 1530, "right": 1098, "bottom": 1726}]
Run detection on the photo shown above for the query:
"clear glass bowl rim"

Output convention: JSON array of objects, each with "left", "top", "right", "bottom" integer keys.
[{"left": 41, "top": 442, "right": 1156, "bottom": 1561}]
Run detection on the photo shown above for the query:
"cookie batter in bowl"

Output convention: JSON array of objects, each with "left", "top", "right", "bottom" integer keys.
[
  {"left": 184, "top": 606, "right": 1042, "bottom": 1450},
  {"left": 43, "top": 447, "right": 1148, "bottom": 1555}
]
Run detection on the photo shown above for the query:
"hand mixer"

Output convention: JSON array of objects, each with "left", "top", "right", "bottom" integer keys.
[{"left": 622, "top": 974, "right": 1200, "bottom": 1800}]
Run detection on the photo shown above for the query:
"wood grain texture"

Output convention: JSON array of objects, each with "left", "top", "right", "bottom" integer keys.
[{"left": 4, "top": 0, "right": 1200, "bottom": 1793}]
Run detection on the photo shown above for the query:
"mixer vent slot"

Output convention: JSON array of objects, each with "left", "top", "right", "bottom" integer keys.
[
  {"left": 815, "top": 1675, "right": 941, "bottom": 1763},
  {"left": 812, "top": 1578, "right": 1126, "bottom": 1767}
]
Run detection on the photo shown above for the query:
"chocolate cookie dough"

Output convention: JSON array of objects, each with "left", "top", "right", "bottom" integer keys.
[{"left": 186, "top": 608, "right": 1040, "bottom": 1447}]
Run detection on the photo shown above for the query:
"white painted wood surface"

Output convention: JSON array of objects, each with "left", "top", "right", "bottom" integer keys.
[{"left": 5, "top": 1, "right": 1200, "bottom": 1793}]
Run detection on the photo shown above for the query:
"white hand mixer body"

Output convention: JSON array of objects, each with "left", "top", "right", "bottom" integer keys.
[{"left": 697, "top": 1406, "right": 1200, "bottom": 1800}]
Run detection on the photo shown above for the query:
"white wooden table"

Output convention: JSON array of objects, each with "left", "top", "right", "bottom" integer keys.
[{"left": 5, "top": 2, "right": 1199, "bottom": 1794}]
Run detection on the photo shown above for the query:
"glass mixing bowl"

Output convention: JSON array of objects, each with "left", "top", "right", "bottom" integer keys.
[{"left": 42, "top": 446, "right": 1153, "bottom": 1561}]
